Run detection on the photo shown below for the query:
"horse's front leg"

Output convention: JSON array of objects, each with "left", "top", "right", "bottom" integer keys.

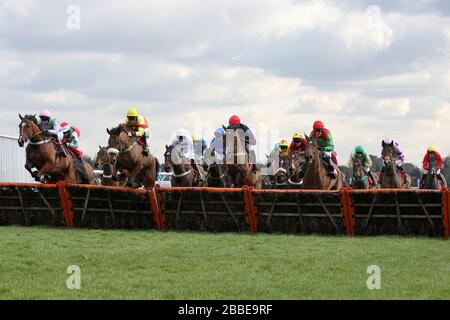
[
  {"left": 24, "top": 161, "right": 37, "bottom": 178},
  {"left": 34, "top": 163, "right": 53, "bottom": 183},
  {"left": 126, "top": 167, "right": 141, "bottom": 188}
]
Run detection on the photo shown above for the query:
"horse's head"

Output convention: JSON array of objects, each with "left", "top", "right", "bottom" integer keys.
[
  {"left": 222, "top": 124, "right": 247, "bottom": 164},
  {"left": 164, "top": 144, "right": 174, "bottom": 172},
  {"left": 352, "top": 157, "right": 365, "bottom": 178},
  {"left": 429, "top": 154, "right": 438, "bottom": 175},
  {"left": 18, "top": 113, "right": 39, "bottom": 147},
  {"left": 95, "top": 146, "right": 109, "bottom": 169},
  {"left": 106, "top": 125, "right": 134, "bottom": 152},
  {"left": 381, "top": 141, "right": 395, "bottom": 167},
  {"left": 304, "top": 135, "right": 319, "bottom": 164}
]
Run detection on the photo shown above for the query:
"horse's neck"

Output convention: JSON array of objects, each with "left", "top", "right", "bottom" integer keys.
[{"left": 103, "top": 162, "right": 114, "bottom": 175}]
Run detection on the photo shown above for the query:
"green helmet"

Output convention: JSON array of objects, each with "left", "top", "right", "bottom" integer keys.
[{"left": 355, "top": 145, "right": 365, "bottom": 154}]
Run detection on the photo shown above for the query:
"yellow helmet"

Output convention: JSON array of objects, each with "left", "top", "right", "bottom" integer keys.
[
  {"left": 280, "top": 139, "right": 289, "bottom": 147},
  {"left": 127, "top": 107, "right": 138, "bottom": 117},
  {"left": 192, "top": 134, "right": 200, "bottom": 142},
  {"left": 292, "top": 132, "right": 303, "bottom": 139},
  {"left": 427, "top": 145, "right": 437, "bottom": 153}
]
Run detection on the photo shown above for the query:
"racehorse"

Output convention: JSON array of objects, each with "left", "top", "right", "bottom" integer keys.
[
  {"left": 380, "top": 141, "right": 411, "bottom": 189},
  {"left": 223, "top": 126, "right": 262, "bottom": 188},
  {"left": 18, "top": 114, "right": 97, "bottom": 184},
  {"left": 164, "top": 144, "right": 204, "bottom": 187},
  {"left": 267, "top": 155, "right": 290, "bottom": 188},
  {"left": 351, "top": 157, "right": 378, "bottom": 189},
  {"left": 302, "top": 137, "right": 345, "bottom": 190},
  {"left": 287, "top": 151, "right": 304, "bottom": 189},
  {"left": 204, "top": 148, "right": 227, "bottom": 188},
  {"left": 106, "top": 125, "right": 159, "bottom": 188},
  {"left": 421, "top": 154, "right": 446, "bottom": 190},
  {"left": 95, "top": 146, "right": 120, "bottom": 187}
]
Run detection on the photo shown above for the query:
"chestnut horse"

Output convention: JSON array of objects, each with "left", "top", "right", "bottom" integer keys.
[
  {"left": 107, "top": 125, "right": 158, "bottom": 188},
  {"left": 164, "top": 144, "right": 204, "bottom": 187},
  {"left": 287, "top": 151, "right": 304, "bottom": 189},
  {"left": 302, "top": 137, "right": 345, "bottom": 190},
  {"left": 223, "top": 127, "right": 261, "bottom": 188},
  {"left": 18, "top": 114, "right": 97, "bottom": 184}
]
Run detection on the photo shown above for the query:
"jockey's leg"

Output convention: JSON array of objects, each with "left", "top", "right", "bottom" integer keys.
[
  {"left": 364, "top": 166, "right": 375, "bottom": 186},
  {"left": 322, "top": 151, "right": 336, "bottom": 179},
  {"left": 141, "top": 134, "right": 149, "bottom": 156},
  {"left": 248, "top": 146, "right": 258, "bottom": 172}
]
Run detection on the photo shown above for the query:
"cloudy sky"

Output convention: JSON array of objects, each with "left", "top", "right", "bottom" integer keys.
[{"left": 1, "top": 0, "right": 450, "bottom": 165}]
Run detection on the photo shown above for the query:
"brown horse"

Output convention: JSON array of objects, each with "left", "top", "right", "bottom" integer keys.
[
  {"left": 302, "top": 138, "right": 345, "bottom": 190},
  {"left": 380, "top": 143, "right": 411, "bottom": 189},
  {"left": 95, "top": 146, "right": 120, "bottom": 186},
  {"left": 287, "top": 151, "right": 304, "bottom": 189},
  {"left": 223, "top": 127, "right": 262, "bottom": 188},
  {"left": 421, "top": 155, "right": 447, "bottom": 190},
  {"left": 107, "top": 125, "right": 158, "bottom": 188},
  {"left": 351, "top": 157, "right": 378, "bottom": 189},
  {"left": 164, "top": 144, "right": 204, "bottom": 187},
  {"left": 18, "top": 114, "right": 95, "bottom": 184}
]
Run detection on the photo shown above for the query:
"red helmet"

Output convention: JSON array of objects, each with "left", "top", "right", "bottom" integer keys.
[
  {"left": 313, "top": 120, "right": 324, "bottom": 130},
  {"left": 229, "top": 115, "right": 241, "bottom": 125}
]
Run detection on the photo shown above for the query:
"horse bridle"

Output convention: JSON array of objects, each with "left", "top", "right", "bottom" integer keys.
[{"left": 19, "top": 119, "right": 45, "bottom": 145}]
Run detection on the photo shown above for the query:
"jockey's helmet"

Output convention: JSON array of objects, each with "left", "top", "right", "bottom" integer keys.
[
  {"left": 355, "top": 145, "right": 365, "bottom": 154},
  {"left": 61, "top": 122, "right": 71, "bottom": 133},
  {"left": 292, "top": 132, "right": 303, "bottom": 139},
  {"left": 313, "top": 121, "right": 324, "bottom": 130},
  {"left": 427, "top": 145, "right": 437, "bottom": 153},
  {"left": 127, "top": 107, "right": 138, "bottom": 118},
  {"left": 229, "top": 115, "right": 241, "bottom": 125}
]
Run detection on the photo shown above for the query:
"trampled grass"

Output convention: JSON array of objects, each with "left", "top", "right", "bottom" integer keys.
[{"left": 0, "top": 226, "right": 449, "bottom": 299}]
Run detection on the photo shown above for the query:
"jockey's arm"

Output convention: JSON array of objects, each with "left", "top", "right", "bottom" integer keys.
[
  {"left": 135, "top": 127, "right": 145, "bottom": 137},
  {"left": 67, "top": 134, "right": 79, "bottom": 149},
  {"left": 365, "top": 155, "right": 373, "bottom": 168}
]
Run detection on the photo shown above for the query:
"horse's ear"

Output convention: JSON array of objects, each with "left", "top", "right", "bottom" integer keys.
[
  {"left": 165, "top": 144, "right": 169, "bottom": 150},
  {"left": 382, "top": 140, "right": 386, "bottom": 147},
  {"left": 99, "top": 145, "right": 102, "bottom": 149},
  {"left": 222, "top": 125, "right": 227, "bottom": 131},
  {"left": 390, "top": 141, "right": 394, "bottom": 147},
  {"left": 19, "top": 113, "right": 23, "bottom": 120},
  {"left": 107, "top": 128, "right": 111, "bottom": 135}
]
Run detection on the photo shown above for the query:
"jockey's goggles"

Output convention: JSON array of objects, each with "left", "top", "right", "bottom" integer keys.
[
  {"left": 293, "top": 139, "right": 302, "bottom": 143},
  {"left": 127, "top": 116, "right": 137, "bottom": 122},
  {"left": 40, "top": 116, "right": 50, "bottom": 121},
  {"left": 280, "top": 146, "right": 288, "bottom": 150}
]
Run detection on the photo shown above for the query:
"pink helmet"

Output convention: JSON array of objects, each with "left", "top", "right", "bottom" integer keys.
[
  {"left": 60, "top": 121, "right": 71, "bottom": 133},
  {"left": 39, "top": 109, "right": 51, "bottom": 118},
  {"left": 383, "top": 138, "right": 393, "bottom": 145}
]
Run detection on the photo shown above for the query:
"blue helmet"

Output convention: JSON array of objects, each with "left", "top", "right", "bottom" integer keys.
[{"left": 214, "top": 128, "right": 225, "bottom": 136}]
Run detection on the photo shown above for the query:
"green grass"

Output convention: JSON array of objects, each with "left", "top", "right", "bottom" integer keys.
[{"left": 0, "top": 226, "right": 449, "bottom": 299}]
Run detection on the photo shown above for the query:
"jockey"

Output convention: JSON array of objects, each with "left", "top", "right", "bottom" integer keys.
[
  {"left": 420, "top": 145, "right": 446, "bottom": 186},
  {"left": 267, "top": 139, "right": 289, "bottom": 168},
  {"left": 208, "top": 128, "right": 226, "bottom": 162},
  {"left": 171, "top": 128, "right": 202, "bottom": 178},
  {"left": 351, "top": 145, "right": 376, "bottom": 186},
  {"left": 122, "top": 107, "right": 150, "bottom": 156},
  {"left": 226, "top": 115, "right": 258, "bottom": 172},
  {"left": 60, "top": 122, "right": 83, "bottom": 160},
  {"left": 310, "top": 120, "right": 336, "bottom": 178},
  {"left": 35, "top": 109, "right": 63, "bottom": 142},
  {"left": 192, "top": 134, "right": 207, "bottom": 161},
  {"left": 288, "top": 132, "right": 307, "bottom": 156},
  {"left": 379, "top": 138, "right": 405, "bottom": 183}
]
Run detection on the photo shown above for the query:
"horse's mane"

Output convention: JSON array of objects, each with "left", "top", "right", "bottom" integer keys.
[{"left": 109, "top": 126, "right": 122, "bottom": 135}]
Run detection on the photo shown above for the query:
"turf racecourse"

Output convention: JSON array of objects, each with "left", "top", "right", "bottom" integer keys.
[{"left": 1, "top": 226, "right": 450, "bottom": 300}]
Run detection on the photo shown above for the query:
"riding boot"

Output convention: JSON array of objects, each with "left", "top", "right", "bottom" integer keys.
[
  {"left": 141, "top": 136, "right": 149, "bottom": 156},
  {"left": 323, "top": 155, "right": 336, "bottom": 179},
  {"left": 249, "top": 150, "right": 258, "bottom": 172}
]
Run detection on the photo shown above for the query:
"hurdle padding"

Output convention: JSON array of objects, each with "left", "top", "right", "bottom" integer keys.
[
  {"left": 0, "top": 183, "right": 64, "bottom": 227},
  {"left": 159, "top": 187, "right": 249, "bottom": 232},
  {"left": 350, "top": 189, "right": 443, "bottom": 236},
  {"left": 252, "top": 189, "right": 345, "bottom": 235},
  {"left": 66, "top": 184, "right": 155, "bottom": 230}
]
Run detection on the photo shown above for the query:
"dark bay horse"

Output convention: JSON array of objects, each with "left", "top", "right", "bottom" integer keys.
[
  {"left": 380, "top": 142, "right": 411, "bottom": 189},
  {"left": 421, "top": 155, "right": 446, "bottom": 190},
  {"left": 351, "top": 157, "right": 378, "bottom": 189},
  {"left": 95, "top": 146, "right": 120, "bottom": 187},
  {"left": 18, "top": 114, "right": 97, "bottom": 184},
  {"left": 164, "top": 144, "right": 203, "bottom": 187},
  {"left": 302, "top": 137, "right": 345, "bottom": 190},
  {"left": 204, "top": 148, "right": 227, "bottom": 188},
  {"left": 107, "top": 125, "right": 158, "bottom": 188},
  {"left": 223, "top": 127, "right": 262, "bottom": 188}
]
